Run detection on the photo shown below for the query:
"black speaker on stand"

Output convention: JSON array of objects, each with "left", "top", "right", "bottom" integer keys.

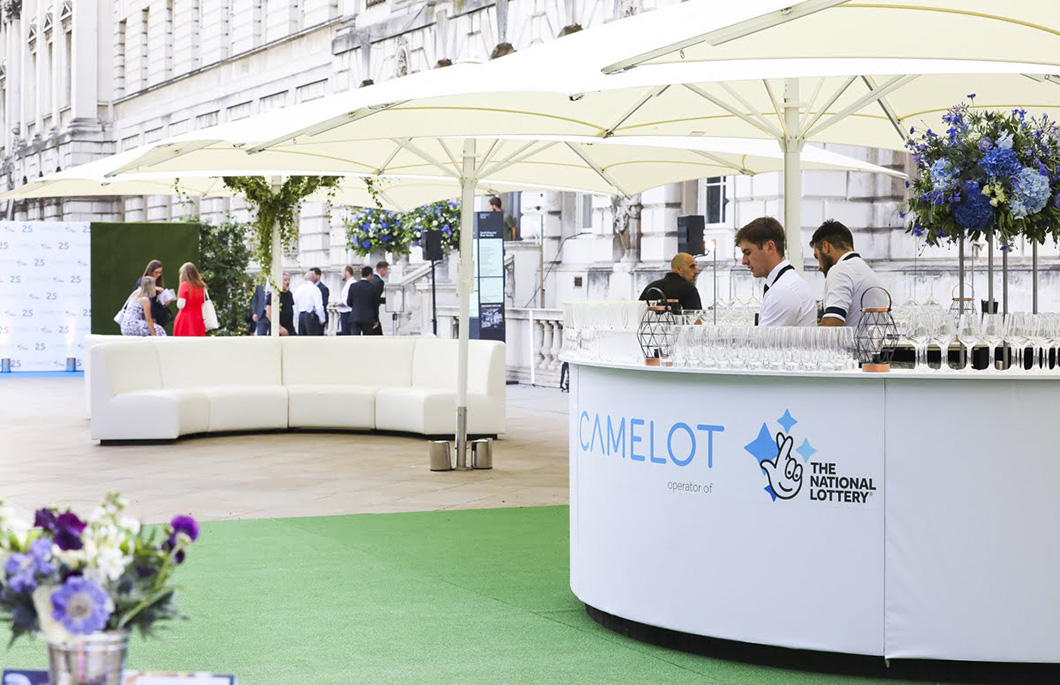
[
  {"left": 422, "top": 230, "right": 444, "bottom": 335},
  {"left": 677, "top": 215, "right": 706, "bottom": 256}
]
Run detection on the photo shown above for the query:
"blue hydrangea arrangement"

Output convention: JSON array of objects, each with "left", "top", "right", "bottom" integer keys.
[
  {"left": 904, "top": 96, "right": 1060, "bottom": 246},
  {"left": 344, "top": 207, "right": 410, "bottom": 257},
  {"left": 344, "top": 200, "right": 461, "bottom": 257},
  {"left": 0, "top": 493, "right": 198, "bottom": 644}
]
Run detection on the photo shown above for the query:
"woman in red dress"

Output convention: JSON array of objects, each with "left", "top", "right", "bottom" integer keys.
[{"left": 173, "top": 262, "right": 207, "bottom": 336}]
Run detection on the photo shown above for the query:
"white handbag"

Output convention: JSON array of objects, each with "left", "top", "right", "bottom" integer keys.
[
  {"left": 113, "top": 292, "right": 135, "bottom": 326},
  {"left": 202, "top": 289, "right": 220, "bottom": 331}
]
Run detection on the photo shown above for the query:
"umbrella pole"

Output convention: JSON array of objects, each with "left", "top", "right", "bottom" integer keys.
[
  {"left": 455, "top": 139, "right": 477, "bottom": 470},
  {"left": 270, "top": 178, "right": 283, "bottom": 338},
  {"left": 782, "top": 79, "right": 804, "bottom": 272}
]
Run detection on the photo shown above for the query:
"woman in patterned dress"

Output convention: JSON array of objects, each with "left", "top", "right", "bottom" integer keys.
[
  {"left": 173, "top": 262, "right": 207, "bottom": 337},
  {"left": 120, "top": 277, "right": 166, "bottom": 337}
]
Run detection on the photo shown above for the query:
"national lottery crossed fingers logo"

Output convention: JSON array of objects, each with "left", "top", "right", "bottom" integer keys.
[{"left": 744, "top": 409, "right": 877, "bottom": 504}]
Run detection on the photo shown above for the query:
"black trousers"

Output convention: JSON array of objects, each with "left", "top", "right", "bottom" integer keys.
[
  {"left": 338, "top": 311, "right": 352, "bottom": 335},
  {"left": 350, "top": 321, "right": 378, "bottom": 336},
  {"left": 298, "top": 312, "right": 323, "bottom": 336}
]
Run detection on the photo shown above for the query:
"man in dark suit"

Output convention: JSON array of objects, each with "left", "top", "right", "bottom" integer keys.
[
  {"left": 369, "top": 260, "right": 388, "bottom": 336},
  {"left": 346, "top": 266, "right": 381, "bottom": 336},
  {"left": 250, "top": 284, "right": 267, "bottom": 335},
  {"left": 312, "top": 267, "right": 329, "bottom": 333}
]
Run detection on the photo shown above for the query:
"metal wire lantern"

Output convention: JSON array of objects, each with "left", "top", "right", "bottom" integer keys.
[
  {"left": 854, "top": 286, "right": 899, "bottom": 373},
  {"left": 948, "top": 284, "right": 977, "bottom": 325},
  {"left": 637, "top": 293, "right": 679, "bottom": 366}
]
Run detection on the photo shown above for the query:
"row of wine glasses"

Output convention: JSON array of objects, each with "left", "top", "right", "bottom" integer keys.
[
  {"left": 670, "top": 326, "right": 858, "bottom": 372},
  {"left": 899, "top": 310, "right": 1060, "bottom": 372},
  {"left": 563, "top": 301, "right": 645, "bottom": 332}
]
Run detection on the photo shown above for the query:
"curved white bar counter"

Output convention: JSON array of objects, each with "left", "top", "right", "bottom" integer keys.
[{"left": 568, "top": 359, "right": 1060, "bottom": 662}]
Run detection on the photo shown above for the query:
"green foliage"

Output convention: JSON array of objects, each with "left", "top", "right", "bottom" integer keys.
[
  {"left": 222, "top": 176, "right": 341, "bottom": 284},
  {"left": 197, "top": 219, "right": 253, "bottom": 336}
]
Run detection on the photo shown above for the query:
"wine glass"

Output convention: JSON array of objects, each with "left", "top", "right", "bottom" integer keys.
[
  {"left": 907, "top": 310, "right": 935, "bottom": 372},
  {"left": 980, "top": 314, "right": 1005, "bottom": 373},
  {"left": 933, "top": 315, "right": 957, "bottom": 372},
  {"left": 956, "top": 314, "right": 981, "bottom": 372}
]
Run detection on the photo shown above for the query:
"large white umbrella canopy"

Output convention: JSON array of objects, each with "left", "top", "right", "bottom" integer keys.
[{"left": 159, "top": 0, "right": 1058, "bottom": 269}]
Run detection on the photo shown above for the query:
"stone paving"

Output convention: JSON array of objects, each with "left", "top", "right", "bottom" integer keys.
[{"left": 0, "top": 376, "right": 570, "bottom": 524}]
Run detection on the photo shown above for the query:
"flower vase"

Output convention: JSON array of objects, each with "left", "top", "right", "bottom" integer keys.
[{"left": 48, "top": 630, "right": 129, "bottom": 685}]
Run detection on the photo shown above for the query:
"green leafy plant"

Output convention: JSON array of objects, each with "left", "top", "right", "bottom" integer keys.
[
  {"left": 222, "top": 176, "right": 341, "bottom": 284},
  {"left": 197, "top": 219, "right": 253, "bottom": 336}
]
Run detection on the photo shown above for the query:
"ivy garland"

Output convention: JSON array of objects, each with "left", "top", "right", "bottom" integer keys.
[{"left": 222, "top": 176, "right": 341, "bottom": 284}]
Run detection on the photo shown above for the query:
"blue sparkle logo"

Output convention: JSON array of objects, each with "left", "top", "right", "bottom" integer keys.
[{"left": 744, "top": 409, "right": 816, "bottom": 502}]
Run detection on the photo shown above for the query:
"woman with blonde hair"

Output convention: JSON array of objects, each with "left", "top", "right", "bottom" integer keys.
[
  {"left": 173, "top": 262, "right": 207, "bottom": 337},
  {"left": 120, "top": 276, "right": 166, "bottom": 336}
]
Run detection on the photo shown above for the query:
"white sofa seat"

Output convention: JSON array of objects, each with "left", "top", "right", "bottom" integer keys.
[
  {"left": 89, "top": 335, "right": 506, "bottom": 442},
  {"left": 90, "top": 342, "right": 210, "bottom": 441},
  {"left": 282, "top": 337, "right": 417, "bottom": 430},
  {"left": 154, "top": 338, "right": 287, "bottom": 432},
  {"left": 374, "top": 338, "right": 506, "bottom": 436}
]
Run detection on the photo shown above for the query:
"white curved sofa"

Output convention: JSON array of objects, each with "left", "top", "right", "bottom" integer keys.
[{"left": 88, "top": 336, "right": 506, "bottom": 442}]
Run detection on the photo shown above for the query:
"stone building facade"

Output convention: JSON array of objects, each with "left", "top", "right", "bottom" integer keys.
[{"left": 1, "top": 0, "right": 1054, "bottom": 329}]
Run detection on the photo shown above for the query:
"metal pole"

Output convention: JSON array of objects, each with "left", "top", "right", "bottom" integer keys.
[
  {"left": 713, "top": 244, "right": 718, "bottom": 325},
  {"left": 958, "top": 233, "right": 965, "bottom": 313},
  {"left": 455, "top": 139, "right": 477, "bottom": 471},
  {"left": 782, "top": 79, "right": 804, "bottom": 272},
  {"left": 430, "top": 260, "right": 438, "bottom": 335},
  {"left": 1002, "top": 246, "right": 1009, "bottom": 315},
  {"left": 1033, "top": 240, "right": 1039, "bottom": 314},
  {"left": 987, "top": 230, "right": 994, "bottom": 314},
  {"left": 269, "top": 177, "right": 283, "bottom": 338}
]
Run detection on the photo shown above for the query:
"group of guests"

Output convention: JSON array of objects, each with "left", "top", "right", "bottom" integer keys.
[
  {"left": 641, "top": 217, "right": 881, "bottom": 329},
  {"left": 120, "top": 259, "right": 210, "bottom": 337},
  {"left": 251, "top": 260, "right": 389, "bottom": 336}
]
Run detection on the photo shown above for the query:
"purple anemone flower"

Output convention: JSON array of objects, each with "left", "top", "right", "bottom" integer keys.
[
  {"left": 34, "top": 509, "right": 86, "bottom": 551},
  {"left": 51, "top": 577, "right": 111, "bottom": 634},
  {"left": 164, "top": 515, "right": 200, "bottom": 564},
  {"left": 4, "top": 538, "right": 55, "bottom": 594}
]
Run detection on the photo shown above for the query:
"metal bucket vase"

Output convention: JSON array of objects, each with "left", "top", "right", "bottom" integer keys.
[{"left": 48, "top": 631, "right": 129, "bottom": 685}]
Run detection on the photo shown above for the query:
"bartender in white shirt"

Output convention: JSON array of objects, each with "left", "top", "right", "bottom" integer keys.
[
  {"left": 292, "top": 269, "right": 326, "bottom": 336},
  {"left": 735, "top": 217, "right": 817, "bottom": 327},
  {"left": 810, "top": 220, "right": 882, "bottom": 328}
]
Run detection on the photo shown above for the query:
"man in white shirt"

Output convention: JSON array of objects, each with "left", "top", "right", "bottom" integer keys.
[
  {"left": 810, "top": 220, "right": 882, "bottom": 329},
  {"left": 293, "top": 269, "right": 325, "bottom": 336},
  {"left": 735, "top": 217, "right": 816, "bottom": 327},
  {"left": 336, "top": 265, "right": 355, "bottom": 335}
]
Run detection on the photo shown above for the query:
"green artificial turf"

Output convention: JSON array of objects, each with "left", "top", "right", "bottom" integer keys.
[{"left": 1, "top": 506, "right": 934, "bottom": 684}]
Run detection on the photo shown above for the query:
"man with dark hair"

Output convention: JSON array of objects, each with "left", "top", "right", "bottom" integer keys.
[
  {"left": 346, "top": 265, "right": 381, "bottom": 336},
  {"left": 311, "top": 267, "right": 330, "bottom": 332},
  {"left": 490, "top": 196, "right": 518, "bottom": 241},
  {"left": 639, "top": 253, "right": 702, "bottom": 312},
  {"left": 369, "top": 260, "right": 389, "bottom": 336},
  {"left": 810, "top": 219, "right": 881, "bottom": 328},
  {"left": 337, "top": 265, "right": 356, "bottom": 335},
  {"left": 735, "top": 217, "right": 815, "bottom": 327}
]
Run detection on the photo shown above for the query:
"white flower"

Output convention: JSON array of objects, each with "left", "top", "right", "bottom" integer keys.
[
  {"left": 32, "top": 585, "right": 74, "bottom": 644},
  {"left": 55, "top": 547, "right": 87, "bottom": 568}
]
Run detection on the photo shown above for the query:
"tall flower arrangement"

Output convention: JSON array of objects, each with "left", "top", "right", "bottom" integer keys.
[
  {"left": 405, "top": 200, "right": 461, "bottom": 253},
  {"left": 344, "top": 200, "right": 461, "bottom": 257},
  {"left": 344, "top": 208, "right": 410, "bottom": 257},
  {"left": 0, "top": 493, "right": 198, "bottom": 643},
  {"left": 903, "top": 96, "right": 1060, "bottom": 246}
]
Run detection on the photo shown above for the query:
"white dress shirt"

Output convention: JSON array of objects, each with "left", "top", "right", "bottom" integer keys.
[
  {"left": 758, "top": 259, "right": 817, "bottom": 327},
  {"left": 821, "top": 252, "right": 882, "bottom": 328},
  {"left": 337, "top": 278, "right": 353, "bottom": 314},
  {"left": 293, "top": 281, "right": 325, "bottom": 326}
]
